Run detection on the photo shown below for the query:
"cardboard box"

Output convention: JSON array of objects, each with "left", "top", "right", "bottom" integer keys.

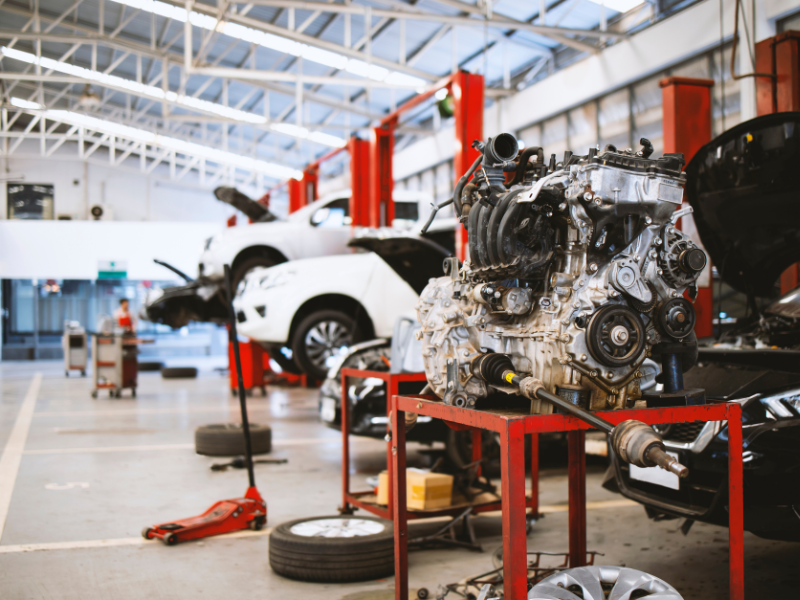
[
  {"left": 377, "top": 471, "right": 389, "bottom": 505},
  {"left": 407, "top": 469, "right": 453, "bottom": 510},
  {"left": 375, "top": 470, "right": 454, "bottom": 510}
]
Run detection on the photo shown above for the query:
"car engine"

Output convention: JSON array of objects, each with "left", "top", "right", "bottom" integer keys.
[{"left": 417, "top": 133, "right": 707, "bottom": 414}]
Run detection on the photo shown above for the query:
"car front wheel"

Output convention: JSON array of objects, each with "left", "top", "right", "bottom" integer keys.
[{"left": 292, "top": 310, "right": 361, "bottom": 380}]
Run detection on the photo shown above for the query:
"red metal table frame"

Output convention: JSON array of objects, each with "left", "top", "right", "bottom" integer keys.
[
  {"left": 390, "top": 395, "right": 744, "bottom": 600},
  {"left": 339, "top": 368, "right": 539, "bottom": 521}
]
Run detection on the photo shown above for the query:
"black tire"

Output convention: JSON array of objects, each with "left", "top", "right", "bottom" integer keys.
[
  {"left": 231, "top": 255, "right": 278, "bottom": 292},
  {"left": 291, "top": 310, "right": 362, "bottom": 380},
  {"left": 138, "top": 361, "right": 164, "bottom": 372},
  {"left": 161, "top": 367, "right": 198, "bottom": 379},
  {"left": 194, "top": 423, "right": 272, "bottom": 456},
  {"left": 269, "top": 516, "right": 394, "bottom": 583}
]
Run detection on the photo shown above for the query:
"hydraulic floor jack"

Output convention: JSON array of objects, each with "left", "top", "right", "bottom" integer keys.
[{"left": 142, "top": 264, "right": 266, "bottom": 545}]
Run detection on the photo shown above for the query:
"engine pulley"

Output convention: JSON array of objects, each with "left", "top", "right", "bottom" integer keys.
[
  {"left": 586, "top": 304, "right": 646, "bottom": 367},
  {"left": 657, "top": 298, "right": 696, "bottom": 340}
]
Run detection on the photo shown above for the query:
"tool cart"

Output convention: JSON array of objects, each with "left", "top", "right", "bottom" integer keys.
[
  {"left": 91, "top": 333, "right": 147, "bottom": 398},
  {"left": 62, "top": 321, "right": 87, "bottom": 377}
]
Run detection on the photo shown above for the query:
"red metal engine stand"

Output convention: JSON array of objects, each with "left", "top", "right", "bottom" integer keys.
[
  {"left": 390, "top": 395, "right": 745, "bottom": 600},
  {"left": 143, "top": 264, "right": 267, "bottom": 545},
  {"left": 338, "top": 368, "right": 539, "bottom": 523}
]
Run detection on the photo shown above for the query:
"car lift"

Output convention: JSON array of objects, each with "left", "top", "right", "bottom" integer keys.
[
  {"left": 369, "top": 70, "right": 484, "bottom": 260},
  {"left": 142, "top": 264, "right": 266, "bottom": 545},
  {"left": 660, "top": 76, "right": 715, "bottom": 338}
]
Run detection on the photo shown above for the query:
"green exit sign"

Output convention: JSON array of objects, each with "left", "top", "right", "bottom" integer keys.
[{"left": 98, "top": 260, "right": 128, "bottom": 279}]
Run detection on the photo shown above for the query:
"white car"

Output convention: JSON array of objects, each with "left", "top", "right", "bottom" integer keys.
[
  {"left": 233, "top": 222, "right": 456, "bottom": 379},
  {"left": 143, "top": 187, "right": 431, "bottom": 329}
]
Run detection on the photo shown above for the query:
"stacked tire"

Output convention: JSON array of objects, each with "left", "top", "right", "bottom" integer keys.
[{"left": 194, "top": 423, "right": 272, "bottom": 456}]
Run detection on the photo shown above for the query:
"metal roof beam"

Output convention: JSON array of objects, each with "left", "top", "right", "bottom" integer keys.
[{"left": 244, "top": 0, "right": 621, "bottom": 42}]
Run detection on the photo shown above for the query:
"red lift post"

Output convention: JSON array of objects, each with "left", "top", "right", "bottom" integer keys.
[
  {"left": 660, "top": 77, "right": 715, "bottom": 338},
  {"left": 451, "top": 71, "right": 485, "bottom": 261},
  {"left": 755, "top": 31, "right": 800, "bottom": 293},
  {"left": 369, "top": 70, "right": 484, "bottom": 251}
]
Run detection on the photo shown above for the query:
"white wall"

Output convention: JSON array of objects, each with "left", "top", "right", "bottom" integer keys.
[
  {"left": 1, "top": 153, "right": 235, "bottom": 223},
  {"left": 394, "top": 0, "right": 800, "bottom": 181},
  {"left": 0, "top": 220, "right": 222, "bottom": 280}
]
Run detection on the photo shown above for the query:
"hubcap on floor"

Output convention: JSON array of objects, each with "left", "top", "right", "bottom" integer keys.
[{"left": 529, "top": 565, "right": 683, "bottom": 599}]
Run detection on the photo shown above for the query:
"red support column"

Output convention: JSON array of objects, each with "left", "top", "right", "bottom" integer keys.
[
  {"left": 755, "top": 37, "right": 777, "bottom": 115},
  {"left": 370, "top": 123, "right": 395, "bottom": 227},
  {"left": 288, "top": 178, "right": 303, "bottom": 213},
  {"left": 567, "top": 430, "right": 587, "bottom": 567},
  {"left": 660, "top": 77, "right": 715, "bottom": 338},
  {"left": 500, "top": 420, "right": 528, "bottom": 600},
  {"left": 302, "top": 167, "right": 318, "bottom": 207},
  {"left": 349, "top": 137, "right": 371, "bottom": 227},
  {"left": 451, "top": 71, "right": 484, "bottom": 262},
  {"left": 774, "top": 32, "right": 800, "bottom": 113},
  {"left": 756, "top": 32, "right": 800, "bottom": 293}
]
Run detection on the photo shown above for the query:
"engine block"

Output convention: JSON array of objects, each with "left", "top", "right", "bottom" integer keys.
[{"left": 417, "top": 134, "right": 706, "bottom": 413}]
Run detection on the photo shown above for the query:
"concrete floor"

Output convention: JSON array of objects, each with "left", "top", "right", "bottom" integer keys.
[{"left": 1, "top": 360, "right": 799, "bottom": 599}]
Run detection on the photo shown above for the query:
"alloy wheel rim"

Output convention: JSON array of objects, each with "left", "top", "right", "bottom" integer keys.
[
  {"left": 290, "top": 518, "right": 384, "bottom": 538},
  {"left": 305, "top": 320, "right": 352, "bottom": 369}
]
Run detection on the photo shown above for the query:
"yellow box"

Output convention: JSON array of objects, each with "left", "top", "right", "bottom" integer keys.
[
  {"left": 407, "top": 470, "right": 453, "bottom": 510},
  {"left": 375, "top": 470, "right": 454, "bottom": 510},
  {"left": 377, "top": 471, "right": 389, "bottom": 505}
]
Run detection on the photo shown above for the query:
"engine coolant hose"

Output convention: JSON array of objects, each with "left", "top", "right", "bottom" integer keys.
[
  {"left": 508, "top": 146, "right": 543, "bottom": 187},
  {"left": 420, "top": 154, "right": 483, "bottom": 235},
  {"left": 470, "top": 353, "right": 689, "bottom": 478},
  {"left": 452, "top": 154, "right": 483, "bottom": 217}
]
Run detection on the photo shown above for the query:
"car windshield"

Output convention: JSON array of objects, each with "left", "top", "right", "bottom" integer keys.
[
  {"left": 310, "top": 198, "right": 350, "bottom": 228},
  {"left": 286, "top": 196, "right": 347, "bottom": 223}
]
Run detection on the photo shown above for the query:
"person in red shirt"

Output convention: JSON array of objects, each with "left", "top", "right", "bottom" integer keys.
[{"left": 114, "top": 298, "right": 136, "bottom": 333}]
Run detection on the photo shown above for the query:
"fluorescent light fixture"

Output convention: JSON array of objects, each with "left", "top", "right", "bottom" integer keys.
[
  {"left": 1, "top": 46, "right": 265, "bottom": 124},
  {"left": 270, "top": 123, "right": 346, "bottom": 148},
  {"left": 10, "top": 98, "right": 302, "bottom": 180},
  {"left": 588, "top": 0, "right": 645, "bottom": 13},
  {"left": 10, "top": 97, "right": 43, "bottom": 110},
  {"left": 2, "top": 47, "right": 346, "bottom": 148},
  {"left": 107, "top": 0, "right": 427, "bottom": 87}
]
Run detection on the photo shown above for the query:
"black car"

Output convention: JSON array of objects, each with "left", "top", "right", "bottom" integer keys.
[
  {"left": 604, "top": 112, "right": 800, "bottom": 541},
  {"left": 319, "top": 335, "right": 507, "bottom": 473}
]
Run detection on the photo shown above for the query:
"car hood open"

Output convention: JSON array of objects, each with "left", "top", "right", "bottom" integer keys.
[
  {"left": 348, "top": 234, "right": 452, "bottom": 294},
  {"left": 685, "top": 112, "right": 800, "bottom": 297}
]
